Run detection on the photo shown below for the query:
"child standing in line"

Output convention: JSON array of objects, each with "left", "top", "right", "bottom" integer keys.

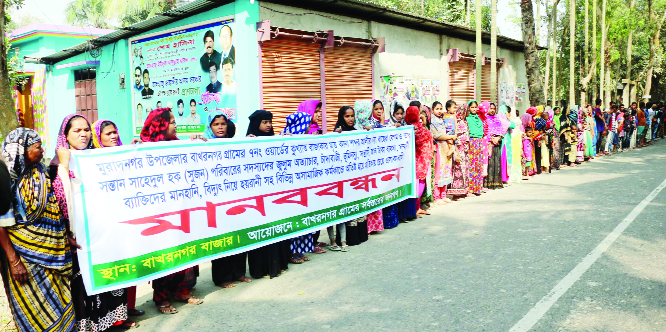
[{"left": 430, "top": 100, "right": 457, "bottom": 204}]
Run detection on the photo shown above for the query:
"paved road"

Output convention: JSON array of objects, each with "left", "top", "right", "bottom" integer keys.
[{"left": 57, "top": 141, "right": 666, "bottom": 331}]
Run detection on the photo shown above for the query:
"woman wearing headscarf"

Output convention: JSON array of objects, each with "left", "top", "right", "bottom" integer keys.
[
  {"left": 245, "top": 110, "right": 291, "bottom": 278},
  {"left": 483, "top": 103, "right": 510, "bottom": 189},
  {"left": 507, "top": 107, "right": 524, "bottom": 183},
  {"left": 497, "top": 105, "right": 515, "bottom": 183},
  {"left": 281, "top": 111, "right": 317, "bottom": 262},
  {"left": 139, "top": 109, "right": 203, "bottom": 314},
  {"left": 387, "top": 100, "right": 406, "bottom": 127},
  {"left": 449, "top": 103, "right": 470, "bottom": 198},
  {"left": 333, "top": 106, "right": 367, "bottom": 246},
  {"left": 535, "top": 106, "right": 551, "bottom": 173},
  {"left": 90, "top": 119, "right": 145, "bottom": 328},
  {"left": 202, "top": 111, "right": 252, "bottom": 288},
  {"left": 549, "top": 108, "right": 562, "bottom": 170},
  {"left": 49, "top": 114, "right": 135, "bottom": 329},
  {"left": 353, "top": 100, "right": 384, "bottom": 232},
  {"left": 405, "top": 106, "right": 434, "bottom": 211},
  {"left": 297, "top": 100, "right": 323, "bottom": 135},
  {"left": 467, "top": 100, "right": 485, "bottom": 195},
  {"left": 1, "top": 128, "right": 75, "bottom": 332}
]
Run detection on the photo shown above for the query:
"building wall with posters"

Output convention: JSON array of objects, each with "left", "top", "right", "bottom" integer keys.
[
  {"left": 259, "top": 2, "right": 530, "bottom": 113},
  {"left": 41, "top": 1, "right": 260, "bottom": 157}
]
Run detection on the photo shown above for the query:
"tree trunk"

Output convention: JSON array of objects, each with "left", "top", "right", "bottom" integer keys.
[
  {"left": 599, "top": 0, "right": 606, "bottom": 108},
  {"left": 476, "top": 0, "right": 482, "bottom": 101},
  {"left": 543, "top": 0, "right": 551, "bottom": 103},
  {"left": 520, "top": 0, "right": 545, "bottom": 106},
  {"left": 0, "top": 0, "right": 18, "bottom": 141},
  {"left": 466, "top": 0, "right": 471, "bottom": 27},
  {"left": 491, "top": 0, "right": 497, "bottom": 102},
  {"left": 582, "top": 0, "right": 588, "bottom": 106},
  {"left": 644, "top": 7, "right": 666, "bottom": 102},
  {"left": 552, "top": 0, "right": 559, "bottom": 107},
  {"left": 536, "top": 0, "right": 541, "bottom": 45},
  {"left": 592, "top": 0, "right": 597, "bottom": 102},
  {"left": 569, "top": 0, "right": 575, "bottom": 107},
  {"left": 623, "top": 0, "right": 636, "bottom": 105}
]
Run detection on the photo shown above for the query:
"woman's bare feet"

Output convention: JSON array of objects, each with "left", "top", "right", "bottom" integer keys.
[
  {"left": 219, "top": 282, "right": 236, "bottom": 288},
  {"left": 175, "top": 294, "right": 204, "bottom": 305},
  {"left": 237, "top": 276, "right": 252, "bottom": 283}
]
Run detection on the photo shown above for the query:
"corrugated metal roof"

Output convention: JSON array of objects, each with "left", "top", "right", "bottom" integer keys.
[{"left": 40, "top": 0, "right": 536, "bottom": 64}]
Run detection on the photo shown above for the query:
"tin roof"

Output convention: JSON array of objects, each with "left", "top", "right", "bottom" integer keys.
[{"left": 40, "top": 0, "right": 536, "bottom": 64}]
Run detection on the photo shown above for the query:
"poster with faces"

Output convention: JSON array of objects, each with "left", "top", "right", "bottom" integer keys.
[{"left": 129, "top": 16, "right": 237, "bottom": 136}]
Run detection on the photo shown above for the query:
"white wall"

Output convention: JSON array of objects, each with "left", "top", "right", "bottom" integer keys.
[{"left": 260, "top": 2, "right": 530, "bottom": 111}]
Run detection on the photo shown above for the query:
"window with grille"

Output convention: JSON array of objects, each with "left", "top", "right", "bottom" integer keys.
[{"left": 74, "top": 68, "right": 98, "bottom": 123}]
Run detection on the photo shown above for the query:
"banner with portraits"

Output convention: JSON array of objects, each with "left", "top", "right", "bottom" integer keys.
[
  {"left": 70, "top": 127, "right": 416, "bottom": 295},
  {"left": 130, "top": 16, "right": 237, "bottom": 135}
]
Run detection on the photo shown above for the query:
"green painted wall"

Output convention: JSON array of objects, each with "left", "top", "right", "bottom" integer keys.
[{"left": 46, "top": 0, "right": 260, "bottom": 157}]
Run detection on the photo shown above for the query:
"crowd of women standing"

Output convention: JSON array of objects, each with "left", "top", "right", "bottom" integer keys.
[{"left": 0, "top": 96, "right": 662, "bottom": 331}]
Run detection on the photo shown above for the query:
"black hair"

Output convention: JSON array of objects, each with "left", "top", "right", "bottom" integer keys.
[
  {"left": 99, "top": 121, "right": 116, "bottom": 134},
  {"left": 444, "top": 100, "right": 456, "bottom": 111},
  {"left": 203, "top": 30, "right": 215, "bottom": 42},
  {"left": 135, "top": 66, "right": 141, "bottom": 72},
  {"left": 610, "top": 101, "right": 616, "bottom": 106},
  {"left": 210, "top": 114, "right": 236, "bottom": 138},
  {"left": 177, "top": 99, "right": 184, "bottom": 107},
  {"left": 137, "top": 103, "right": 142, "bottom": 108},
  {"left": 639, "top": 101, "right": 645, "bottom": 108},
  {"left": 393, "top": 103, "right": 404, "bottom": 114},
  {"left": 220, "top": 24, "right": 233, "bottom": 36},
  {"left": 64, "top": 115, "right": 89, "bottom": 136},
  {"left": 372, "top": 100, "right": 383, "bottom": 108},
  {"left": 142, "top": 69, "right": 149, "bottom": 76},
  {"left": 340, "top": 106, "right": 354, "bottom": 114},
  {"left": 190, "top": 99, "right": 197, "bottom": 106},
  {"left": 506, "top": 106, "right": 512, "bottom": 113},
  {"left": 468, "top": 100, "right": 478, "bottom": 108},
  {"left": 553, "top": 106, "right": 560, "bottom": 111},
  {"left": 620, "top": 103, "right": 625, "bottom": 107},
  {"left": 209, "top": 61, "right": 219, "bottom": 71},
  {"left": 222, "top": 56, "right": 234, "bottom": 67},
  {"left": 525, "top": 126, "right": 533, "bottom": 131},
  {"left": 595, "top": 98, "right": 602, "bottom": 106},
  {"left": 409, "top": 101, "right": 421, "bottom": 108},
  {"left": 631, "top": 102, "right": 637, "bottom": 106},
  {"left": 432, "top": 101, "right": 443, "bottom": 110},
  {"left": 316, "top": 102, "right": 323, "bottom": 110},
  {"left": 647, "top": 102, "right": 653, "bottom": 109}
]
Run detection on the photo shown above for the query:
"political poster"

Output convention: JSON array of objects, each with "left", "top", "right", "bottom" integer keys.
[
  {"left": 70, "top": 127, "right": 416, "bottom": 295},
  {"left": 129, "top": 16, "right": 237, "bottom": 136}
]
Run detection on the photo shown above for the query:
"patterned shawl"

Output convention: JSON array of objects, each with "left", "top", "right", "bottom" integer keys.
[
  {"left": 486, "top": 106, "right": 511, "bottom": 136},
  {"left": 405, "top": 106, "right": 433, "bottom": 181},
  {"left": 297, "top": 99, "right": 321, "bottom": 134},
  {"left": 92, "top": 119, "right": 123, "bottom": 148},
  {"left": 141, "top": 108, "right": 179, "bottom": 142},
  {"left": 353, "top": 100, "right": 374, "bottom": 130},
  {"left": 1, "top": 128, "right": 71, "bottom": 270},
  {"left": 282, "top": 111, "right": 313, "bottom": 135},
  {"left": 204, "top": 109, "right": 236, "bottom": 139}
]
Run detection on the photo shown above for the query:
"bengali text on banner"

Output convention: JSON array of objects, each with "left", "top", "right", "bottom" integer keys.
[{"left": 70, "top": 126, "right": 416, "bottom": 295}]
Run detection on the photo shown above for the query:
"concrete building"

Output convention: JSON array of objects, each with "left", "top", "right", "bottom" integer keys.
[{"left": 27, "top": 0, "right": 531, "bottom": 157}]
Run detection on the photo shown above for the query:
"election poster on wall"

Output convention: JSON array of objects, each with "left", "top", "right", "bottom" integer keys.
[
  {"left": 70, "top": 127, "right": 416, "bottom": 295},
  {"left": 380, "top": 75, "right": 441, "bottom": 115},
  {"left": 129, "top": 16, "right": 237, "bottom": 136}
]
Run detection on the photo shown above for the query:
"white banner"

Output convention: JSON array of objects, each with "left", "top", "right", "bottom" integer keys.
[{"left": 70, "top": 127, "right": 416, "bottom": 295}]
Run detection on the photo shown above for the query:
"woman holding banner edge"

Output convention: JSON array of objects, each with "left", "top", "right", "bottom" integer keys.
[
  {"left": 50, "top": 114, "right": 137, "bottom": 330},
  {"left": 139, "top": 108, "right": 204, "bottom": 314},
  {"left": 0, "top": 128, "right": 76, "bottom": 332},
  {"left": 199, "top": 110, "right": 254, "bottom": 288}
]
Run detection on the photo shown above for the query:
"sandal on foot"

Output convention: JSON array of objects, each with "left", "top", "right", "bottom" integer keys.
[
  {"left": 316, "top": 242, "right": 328, "bottom": 248},
  {"left": 312, "top": 247, "right": 326, "bottom": 254},
  {"left": 329, "top": 245, "right": 341, "bottom": 251},
  {"left": 340, "top": 245, "right": 349, "bottom": 252},
  {"left": 290, "top": 257, "right": 304, "bottom": 264},
  {"left": 157, "top": 303, "right": 177, "bottom": 314},
  {"left": 218, "top": 282, "right": 236, "bottom": 288},
  {"left": 300, "top": 254, "right": 310, "bottom": 261}
]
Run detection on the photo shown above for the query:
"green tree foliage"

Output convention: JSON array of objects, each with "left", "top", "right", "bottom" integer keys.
[
  {"left": 65, "top": 0, "right": 176, "bottom": 29},
  {"left": 363, "top": 0, "right": 491, "bottom": 31}
]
